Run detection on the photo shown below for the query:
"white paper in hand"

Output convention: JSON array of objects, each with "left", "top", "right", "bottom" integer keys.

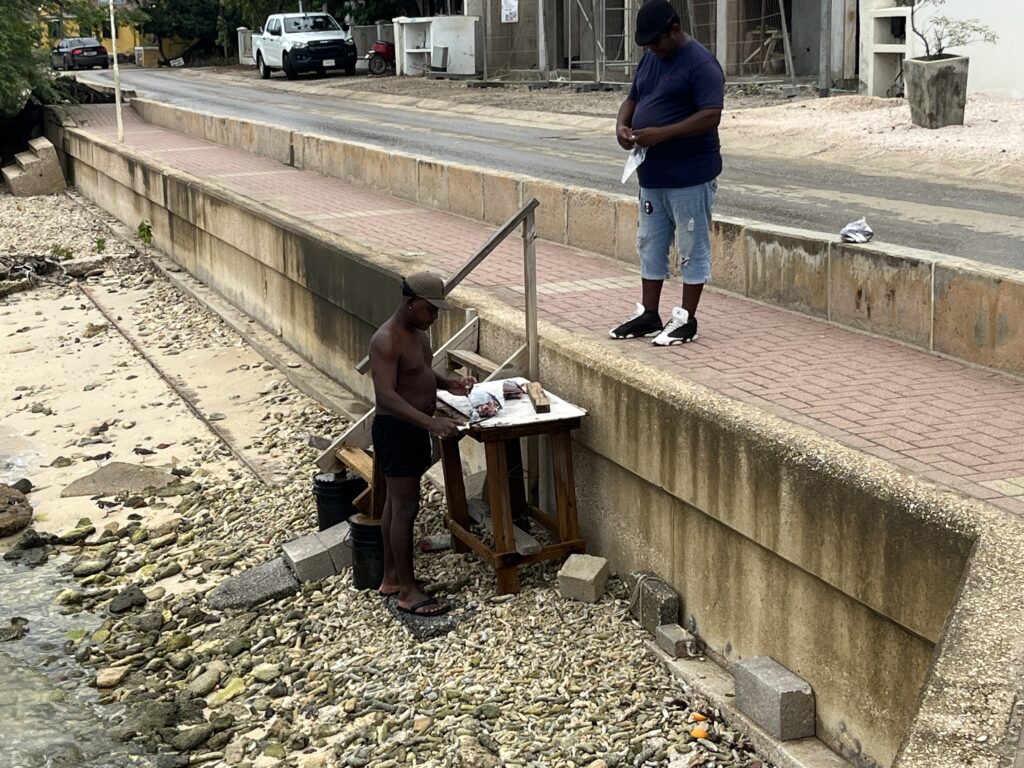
[{"left": 621, "top": 147, "right": 647, "bottom": 184}]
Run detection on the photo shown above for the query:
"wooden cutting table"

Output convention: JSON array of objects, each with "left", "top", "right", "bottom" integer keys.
[{"left": 437, "top": 379, "right": 587, "bottom": 595}]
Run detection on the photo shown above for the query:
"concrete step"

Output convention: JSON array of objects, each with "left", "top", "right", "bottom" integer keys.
[
  {"left": 27, "top": 137, "right": 59, "bottom": 164},
  {"left": 2, "top": 140, "right": 66, "bottom": 197},
  {"left": 14, "top": 151, "right": 40, "bottom": 172}
]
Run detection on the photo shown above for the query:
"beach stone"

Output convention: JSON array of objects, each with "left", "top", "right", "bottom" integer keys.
[
  {"left": 557, "top": 554, "right": 609, "bottom": 603},
  {"left": 455, "top": 736, "right": 500, "bottom": 768},
  {"left": 0, "top": 617, "right": 29, "bottom": 642},
  {"left": 656, "top": 624, "right": 699, "bottom": 659},
  {"left": 282, "top": 531, "right": 336, "bottom": 582},
  {"left": 252, "top": 663, "right": 281, "bottom": 683},
  {"left": 11, "top": 478, "right": 33, "bottom": 494},
  {"left": 734, "top": 656, "right": 815, "bottom": 740},
  {"left": 207, "top": 558, "right": 299, "bottom": 611},
  {"left": 109, "top": 585, "right": 148, "bottom": 614},
  {"left": 96, "top": 666, "right": 130, "bottom": 688},
  {"left": 208, "top": 676, "right": 247, "bottom": 707},
  {"left": 170, "top": 723, "right": 214, "bottom": 751},
  {"left": 126, "top": 700, "right": 178, "bottom": 732},
  {"left": 0, "top": 486, "right": 32, "bottom": 537},
  {"left": 625, "top": 572, "right": 679, "bottom": 634},
  {"left": 58, "top": 524, "right": 96, "bottom": 544},
  {"left": 72, "top": 558, "right": 111, "bottom": 577},
  {"left": 61, "top": 461, "right": 176, "bottom": 498},
  {"left": 188, "top": 667, "right": 225, "bottom": 697},
  {"left": 153, "top": 562, "right": 183, "bottom": 581}
]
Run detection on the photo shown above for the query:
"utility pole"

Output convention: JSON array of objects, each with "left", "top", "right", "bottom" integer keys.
[
  {"left": 537, "top": 0, "right": 548, "bottom": 75},
  {"left": 818, "top": 0, "right": 830, "bottom": 97},
  {"left": 107, "top": 0, "right": 123, "bottom": 142}
]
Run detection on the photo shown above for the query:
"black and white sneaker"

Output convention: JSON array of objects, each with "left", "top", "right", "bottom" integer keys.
[
  {"left": 652, "top": 307, "right": 698, "bottom": 346},
  {"left": 609, "top": 302, "right": 663, "bottom": 339}
]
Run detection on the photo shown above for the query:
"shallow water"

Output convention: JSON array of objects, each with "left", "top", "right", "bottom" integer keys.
[{"left": 0, "top": 561, "right": 149, "bottom": 768}]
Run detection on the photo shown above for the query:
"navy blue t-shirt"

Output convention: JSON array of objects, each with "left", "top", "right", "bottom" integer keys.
[{"left": 628, "top": 39, "right": 724, "bottom": 188}]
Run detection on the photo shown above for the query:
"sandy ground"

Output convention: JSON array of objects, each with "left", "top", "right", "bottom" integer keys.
[{"left": 0, "top": 191, "right": 322, "bottom": 551}]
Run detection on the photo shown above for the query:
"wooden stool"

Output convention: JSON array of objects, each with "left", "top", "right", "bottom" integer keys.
[{"left": 440, "top": 416, "right": 585, "bottom": 594}]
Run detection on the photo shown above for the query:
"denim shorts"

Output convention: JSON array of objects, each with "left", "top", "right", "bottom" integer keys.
[{"left": 637, "top": 180, "right": 717, "bottom": 285}]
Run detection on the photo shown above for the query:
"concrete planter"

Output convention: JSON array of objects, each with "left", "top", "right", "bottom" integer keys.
[{"left": 904, "top": 54, "right": 969, "bottom": 129}]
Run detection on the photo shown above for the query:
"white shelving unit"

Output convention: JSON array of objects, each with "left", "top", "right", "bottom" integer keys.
[
  {"left": 861, "top": 2, "right": 914, "bottom": 97},
  {"left": 393, "top": 15, "right": 478, "bottom": 77}
]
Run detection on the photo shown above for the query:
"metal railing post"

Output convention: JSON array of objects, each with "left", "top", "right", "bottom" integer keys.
[{"left": 523, "top": 209, "right": 539, "bottom": 382}]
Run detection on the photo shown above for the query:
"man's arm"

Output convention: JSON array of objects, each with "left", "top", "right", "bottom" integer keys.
[
  {"left": 630, "top": 107, "right": 722, "bottom": 147},
  {"left": 370, "top": 332, "right": 434, "bottom": 430},
  {"left": 616, "top": 97, "right": 637, "bottom": 150}
]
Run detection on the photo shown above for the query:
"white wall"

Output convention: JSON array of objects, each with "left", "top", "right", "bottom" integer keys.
[{"left": 910, "top": 0, "right": 1023, "bottom": 98}]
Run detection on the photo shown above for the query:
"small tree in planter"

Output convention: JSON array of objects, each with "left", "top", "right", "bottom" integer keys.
[{"left": 904, "top": 0, "right": 998, "bottom": 129}]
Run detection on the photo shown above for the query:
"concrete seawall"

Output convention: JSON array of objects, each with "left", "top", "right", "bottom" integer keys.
[{"left": 46, "top": 105, "right": 1024, "bottom": 768}]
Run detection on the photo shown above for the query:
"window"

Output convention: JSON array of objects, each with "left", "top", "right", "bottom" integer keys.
[{"left": 284, "top": 14, "right": 339, "bottom": 33}]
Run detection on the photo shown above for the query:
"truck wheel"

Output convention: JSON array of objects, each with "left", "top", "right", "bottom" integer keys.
[
  {"left": 282, "top": 51, "right": 298, "bottom": 80},
  {"left": 257, "top": 53, "right": 271, "bottom": 79}
]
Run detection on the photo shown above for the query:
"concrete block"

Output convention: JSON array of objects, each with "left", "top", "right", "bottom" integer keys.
[
  {"left": 933, "top": 263, "right": 1024, "bottom": 376},
  {"left": 613, "top": 196, "right": 638, "bottom": 263},
  {"left": 734, "top": 656, "right": 815, "bottom": 740},
  {"left": 316, "top": 521, "right": 352, "bottom": 572},
  {"left": 447, "top": 164, "right": 484, "bottom": 220},
  {"left": 745, "top": 226, "right": 829, "bottom": 318},
  {"left": 345, "top": 144, "right": 387, "bottom": 191},
  {"left": 625, "top": 571, "right": 679, "bottom": 634},
  {"left": 388, "top": 152, "right": 419, "bottom": 202},
  {"left": 522, "top": 179, "right": 567, "bottom": 244},
  {"left": 566, "top": 187, "right": 616, "bottom": 259},
  {"left": 829, "top": 244, "right": 933, "bottom": 347},
  {"left": 655, "top": 624, "right": 699, "bottom": 658},
  {"left": 711, "top": 216, "right": 748, "bottom": 295},
  {"left": 417, "top": 160, "right": 448, "bottom": 210},
  {"left": 482, "top": 172, "right": 520, "bottom": 226},
  {"left": 207, "top": 558, "right": 299, "bottom": 611},
  {"left": 282, "top": 531, "right": 336, "bottom": 582},
  {"left": 557, "top": 553, "right": 610, "bottom": 603}
]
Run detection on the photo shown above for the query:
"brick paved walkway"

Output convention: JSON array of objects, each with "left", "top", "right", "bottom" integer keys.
[{"left": 75, "top": 105, "right": 1024, "bottom": 516}]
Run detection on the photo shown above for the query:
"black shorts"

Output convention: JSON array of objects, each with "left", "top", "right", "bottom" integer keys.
[{"left": 372, "top": 415, "right": 431, "bottom": 477}]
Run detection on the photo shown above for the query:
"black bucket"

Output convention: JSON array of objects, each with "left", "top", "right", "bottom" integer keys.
[
  {"left": 313, "top": 472, "right": 368, "bottom": 531},
  {"left": 348, "top": 513, "right": 385, "bottom": 590}
]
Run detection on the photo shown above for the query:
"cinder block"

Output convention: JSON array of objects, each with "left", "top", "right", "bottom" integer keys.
[
  {"left": 557, "top": 554, "right": 609, "bottom": 603},
  {"left": 734, "top": 656, "right": 815, "bottom": 740},
  {"left": 316, "top": 521, "right": 352, "bottom": 572},
  {"left": 625, "top": 572, "right": 679, "bottom": 634},
  {"left": 655, "top": 624, "right": 699, "bottom": 659},
  {"left": 282, "top": 531, "right": 336, "bottom": 582}
]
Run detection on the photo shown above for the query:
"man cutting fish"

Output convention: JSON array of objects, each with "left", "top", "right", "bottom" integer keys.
[{"left": 369, "top": 271, "right": 475, "bottom": 616}]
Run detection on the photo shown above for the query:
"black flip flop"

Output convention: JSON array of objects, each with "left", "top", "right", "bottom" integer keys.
[{"left": 397, "top": 597, "right": 451, "bottom": 617}]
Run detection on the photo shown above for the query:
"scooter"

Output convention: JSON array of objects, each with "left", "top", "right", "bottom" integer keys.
[{"left": 366, "top": 40, "right": 395, "bottom": 76}]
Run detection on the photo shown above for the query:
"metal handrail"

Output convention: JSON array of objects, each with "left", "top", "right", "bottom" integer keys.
[{"left": 355, "top": 199, "right": 541, "bottom": 381}]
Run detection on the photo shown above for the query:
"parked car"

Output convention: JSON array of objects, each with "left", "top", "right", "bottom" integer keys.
[
  {"left": 50, "top": 37, "right": 110, "bottom": 71},
  {"left": 253, "top": 12, "right": 357, "bottom": 80}
]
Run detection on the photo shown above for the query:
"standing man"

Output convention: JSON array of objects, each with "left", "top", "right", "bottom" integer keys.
[
  {"left": 609, "top": 0, "right": 724, "bottom": 345},
  {"left": 370, "top": 272, "right": 474, "bottom": 617}
]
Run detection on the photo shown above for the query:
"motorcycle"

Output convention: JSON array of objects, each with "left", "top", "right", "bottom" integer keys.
[{"left": 366, "top": 40, "right": 395, "bottom": 76}]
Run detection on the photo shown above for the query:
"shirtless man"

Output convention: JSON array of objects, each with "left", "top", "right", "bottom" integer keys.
[{"left": 369, "top": 272, "right": 474, "bottom": 616}]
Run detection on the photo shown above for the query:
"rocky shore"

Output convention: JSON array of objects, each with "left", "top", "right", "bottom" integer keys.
[{"left": 0, "top": 189, "right": 771, "bottom": 768}]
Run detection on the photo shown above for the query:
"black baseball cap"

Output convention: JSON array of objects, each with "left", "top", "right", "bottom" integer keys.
[{"left": 635, "top": 0, "right": 678, "bottom": 46}]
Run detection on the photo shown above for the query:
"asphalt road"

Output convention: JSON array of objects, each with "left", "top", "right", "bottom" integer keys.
[{"left": 84, "top": 69, "right": 1024, "bottom": 270}]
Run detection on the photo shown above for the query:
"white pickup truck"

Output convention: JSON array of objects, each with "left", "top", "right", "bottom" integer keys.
[{"left": 253, "top": 12, "right": 357, "bottom": 80}]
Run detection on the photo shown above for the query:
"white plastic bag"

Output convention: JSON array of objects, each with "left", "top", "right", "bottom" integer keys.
[
  {"left": 621, "top": 146, "right": 647, "bottom": 184},
  {"left": 840, "top": 217, "right": 874, "bottom": 243}
]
